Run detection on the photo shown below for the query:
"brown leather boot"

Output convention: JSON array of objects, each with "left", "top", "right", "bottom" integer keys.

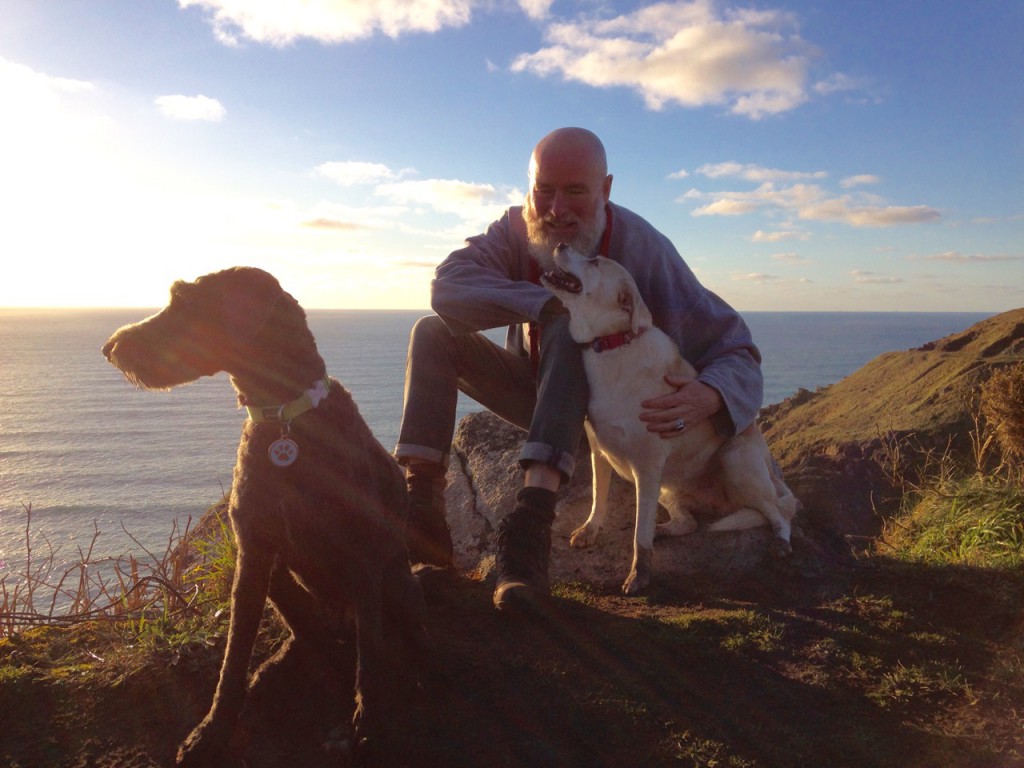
[
  {"left": 492, "top": 487, "right": 556, "bottom": 611},
  {"left": 405, "top": 463, "right": 453, "bottom": 568}
]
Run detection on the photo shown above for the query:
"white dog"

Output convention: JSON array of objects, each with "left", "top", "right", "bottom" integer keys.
[{"left": 541, "top": 244, "right": 798, "bottom": 594}]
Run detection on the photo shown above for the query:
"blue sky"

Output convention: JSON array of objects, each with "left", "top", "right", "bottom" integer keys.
[{"left": 1, "top": 0, "right": 1021, "bottom": 311}]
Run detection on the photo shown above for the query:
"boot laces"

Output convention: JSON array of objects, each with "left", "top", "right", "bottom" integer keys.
[{"left": 495, "top": 512, "right": 549, "bottom": 579}]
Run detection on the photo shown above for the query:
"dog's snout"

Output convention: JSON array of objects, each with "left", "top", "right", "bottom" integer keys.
[
  {"left": 101, "top": 339, "right": 115, "bottom": 360},
  {"left": 555, "top": 242, "right": 569, "bottom": 256}
]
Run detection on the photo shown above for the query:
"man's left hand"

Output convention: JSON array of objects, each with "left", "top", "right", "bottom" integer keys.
[{"left": 639, "top": 375, "right": 723, "bottom": 439}]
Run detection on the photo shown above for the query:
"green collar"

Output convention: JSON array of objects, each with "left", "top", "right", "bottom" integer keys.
[{"left": 245, "top": 376, "right": 331, "bottom": 423}]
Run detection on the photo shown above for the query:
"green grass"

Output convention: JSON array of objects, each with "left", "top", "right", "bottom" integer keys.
[{"left": 881, "top": 473, "right": 1024, "bottom": 568}]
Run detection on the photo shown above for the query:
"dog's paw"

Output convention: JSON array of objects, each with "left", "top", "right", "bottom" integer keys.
[
  {"left": 176, "top": 724, "right": 229, "bottom": 768},
  {"left": 621, "top": 569, "right": 650, "bottom": 595},
  {"left": 769, "top": 537, "right": 793, "bottom": 559},
  {"left": 655, "top": 518, "right": 698, "bottom": 538},
  {"left": 569, "top": 522, "right": 600, "bottom": 548},
  {"left": 622, "top": 547, "right": 653, "bottom": 595},
  {"left": 323, "top": 723, "right": 355, "bottom": 766}
]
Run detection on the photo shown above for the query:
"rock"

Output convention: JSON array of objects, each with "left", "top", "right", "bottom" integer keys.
[{"left": 444, "top": 411, "right": 775, "bottom": 588}]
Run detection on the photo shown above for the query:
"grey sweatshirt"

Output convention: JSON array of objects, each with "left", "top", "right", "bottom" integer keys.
[{"left": 431, "top": 202, "right": 764, "bottom": 435}]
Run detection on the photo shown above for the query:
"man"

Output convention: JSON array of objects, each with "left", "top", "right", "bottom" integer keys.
[{"left": 395, "top": 127, "right": 762, "bottom": 611}]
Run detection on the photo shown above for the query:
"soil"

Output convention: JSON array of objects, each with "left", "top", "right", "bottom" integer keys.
[{"left": 1, "top": 542, "right": 1022, "bottom": 768}]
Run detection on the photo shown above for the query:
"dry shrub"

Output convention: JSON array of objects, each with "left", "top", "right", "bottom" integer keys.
[
  {"left": 980, "top": 362, "right": 1024, "bottom": 464},
  {"left": 0, "top": 500, "right": 234, "bottom": 639}
]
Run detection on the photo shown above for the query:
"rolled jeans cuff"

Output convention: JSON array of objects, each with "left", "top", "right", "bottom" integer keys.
[
  {"left": 518, "top": 441, "right": 576, "bottom": 480},
  {"left": 394, "top": 443, "right": 450, "bottom": 469}
]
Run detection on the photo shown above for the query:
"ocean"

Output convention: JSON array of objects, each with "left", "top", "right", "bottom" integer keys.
[{"left": 0, "top": 308, "right": 992, "bottom": 577}]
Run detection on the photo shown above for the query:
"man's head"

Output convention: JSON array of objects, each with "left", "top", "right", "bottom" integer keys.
[{"left": 524, "top": 127, "right": 613, "bottom": 269}]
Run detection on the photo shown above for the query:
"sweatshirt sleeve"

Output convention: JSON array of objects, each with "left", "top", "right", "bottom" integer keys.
[
  {"left": 614, "top": 207, "right": 764, "bottom": 435},
  {"left": 430, "top": 208, "right": 554, "bottom": 335}
]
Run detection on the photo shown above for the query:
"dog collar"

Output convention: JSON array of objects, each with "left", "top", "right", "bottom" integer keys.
[
  {"left": 245, "top": 376, "right": 332, "bottom": 423},
  {"left": 582, "top": 327, "right": 647, "bottom": 353}
]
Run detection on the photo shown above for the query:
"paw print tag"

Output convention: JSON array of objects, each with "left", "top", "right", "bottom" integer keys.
[{"left": 268, "top": 437, "right": 299, "bottom": 467}]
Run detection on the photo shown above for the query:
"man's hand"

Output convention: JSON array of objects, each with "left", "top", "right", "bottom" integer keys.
[{"left": 639, "top": 375, "right": 723, "bottom": 439}]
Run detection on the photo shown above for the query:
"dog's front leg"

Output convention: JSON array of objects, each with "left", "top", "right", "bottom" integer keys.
[
  {"left": 623, "top": 467, "right": 662, "bottom": 595},
  {"left": 570, "top": 442, "right": 613, "bottom": 549},
  {"left": 350, "top": 575, "right": 388, "bottom": 760},
  {"left": 177, "top": 538, "right": 273, "bottom": 768}
]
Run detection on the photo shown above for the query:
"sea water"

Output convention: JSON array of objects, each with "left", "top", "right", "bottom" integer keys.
[{"left": 0, "top": 309, "right": 992, "bottom": 576}]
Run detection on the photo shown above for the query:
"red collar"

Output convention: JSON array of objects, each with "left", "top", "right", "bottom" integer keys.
[{"left": 582, "top": 326, "right": 647, "bottom": 353}]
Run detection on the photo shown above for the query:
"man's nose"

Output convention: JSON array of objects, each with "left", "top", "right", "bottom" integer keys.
[{"left": 549, "top": 189, "right": 569, "bottom": 216}]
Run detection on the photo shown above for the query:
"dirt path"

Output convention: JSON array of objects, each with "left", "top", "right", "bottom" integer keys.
[{"left": 1, "top": 554, "right": 1022, "bottom": 768}]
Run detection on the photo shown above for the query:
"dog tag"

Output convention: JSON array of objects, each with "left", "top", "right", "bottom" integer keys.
[{"left": 268, "top": 437, "right": 299, "bottom": 467}]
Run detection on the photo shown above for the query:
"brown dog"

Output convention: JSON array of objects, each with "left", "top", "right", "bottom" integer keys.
[{"left": 103, "top": 267, "right": 425, "bottom": 766}]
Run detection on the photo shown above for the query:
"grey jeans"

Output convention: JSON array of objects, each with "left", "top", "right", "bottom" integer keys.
[{"left": 394, "top": 312, "right": 588, "bottom": 481}]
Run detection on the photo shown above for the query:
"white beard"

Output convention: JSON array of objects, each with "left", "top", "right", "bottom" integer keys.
[{"left": 525, "top": 197, "right": 606, "bottom": 272}]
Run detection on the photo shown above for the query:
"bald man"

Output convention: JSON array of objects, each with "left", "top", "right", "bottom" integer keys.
[{"left": 395, "top": 127, "right": 763, "bottom": 612}]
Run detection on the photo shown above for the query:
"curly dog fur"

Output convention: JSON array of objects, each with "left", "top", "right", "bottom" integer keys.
[{"left": 103, "top": 266, "right": 425, "bottom": 766}]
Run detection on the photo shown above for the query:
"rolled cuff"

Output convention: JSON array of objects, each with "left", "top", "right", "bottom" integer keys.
[
  {"left": 394, "top": 443, "right": 450, "bottom": 470},
  {"left": 518, "top": 441, "right": 577, "bottom": 482}
]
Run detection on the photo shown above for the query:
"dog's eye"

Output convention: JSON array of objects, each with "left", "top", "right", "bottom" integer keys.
[{"left": 170, "top": 282, "right": 198, "bottom": 310}]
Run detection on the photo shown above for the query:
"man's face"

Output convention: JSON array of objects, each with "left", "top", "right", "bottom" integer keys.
[{"left": 524, "top": 149, "right": 611, "bottom": 269}]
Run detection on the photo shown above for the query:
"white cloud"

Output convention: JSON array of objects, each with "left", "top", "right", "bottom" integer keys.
[
  {"left": 155, "top": 94, "right": 226, "bottom": 121},
  {"left": 307, "top": 159, "right": 523, "bottom": 233},
  {"left": 518, "top": 0, "right": 554, "bottom": 20},
  {"left": 374, "top": 178, "right": 521, "bottom": 221},
  {"left": 771, "top": 252, "right": 810, "bottom": 265},
  {"left": 315, "top": 161, "right": 401, "bottom": 186},
  {"left": 0, "top": 57, "right": 99, "bottom": 147},
  {"left": 300, "top": 200, "right": 410, "bottom": 232},
  {"left": 0, "top": 56, "right": 94, "bottom": 104},
  {"left": 692, "top": 198, "right": 761, "bottom": 216},
  {"left": 510, "top": 0, "right": 817, "bottom": 118},
  {"left": 697, "top": 161, "right": 826, "bottom": 182},
  {"left": 668, "top": 168, "right": 689, "bottom": 180},
  {"left": 913, "top": 251, "right": 1024, "bottom": 264},
  {"left": 731, "top": 272, "right": 781, "bottom": 282},
  {"left": 800, "top": 200, "right": 940, "bottom": 227},
  {"left": 851, "top": 270, "right": 904, "bottom": 284},
  {"left": 752, "top": 228, "right": 808, "bottom": 242},
  {"left": 180, "top": 0, "right": 476, "bottom": 45},
  {"left": 683, "top": 167, "right": 941, "bottom": 228},
  {"left": 840, "top": 174, "right": 880, "bottom": 188},
  {"left": 813, "top": 72, "right": 866, "bottom": 95}
]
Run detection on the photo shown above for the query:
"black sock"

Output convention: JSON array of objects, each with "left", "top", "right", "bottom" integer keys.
[{"left": 514, "top": 486, "right": 557, "bottom": 525}]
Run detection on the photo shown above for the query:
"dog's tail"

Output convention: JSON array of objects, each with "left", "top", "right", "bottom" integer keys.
[{"left": 706, "top": 507, "right": 767, "bottom": 532}]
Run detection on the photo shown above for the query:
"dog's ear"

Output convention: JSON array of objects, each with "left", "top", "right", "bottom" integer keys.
[
  {"left": 221, "top": 268, "right": 283, "bottom": 343},
  {"left": 618, "top": 280, "right": 650, "bottom": 335}
]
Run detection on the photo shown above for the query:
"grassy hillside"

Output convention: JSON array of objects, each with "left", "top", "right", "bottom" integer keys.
[{"left": 1, "top": 474, "right": 1022, "bottom": 768}]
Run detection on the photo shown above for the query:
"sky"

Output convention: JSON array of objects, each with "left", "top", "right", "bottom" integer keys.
[{"left": 0, "top": 0, "right": 1021, "bottom": 312}]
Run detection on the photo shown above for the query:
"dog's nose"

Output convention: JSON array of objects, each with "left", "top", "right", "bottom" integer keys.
[
  {"left": 101, "top": 339, "right": 115, "bottom": 360},
  {"left": 555, "top": 242, "right": 568, "bottom": 256}
]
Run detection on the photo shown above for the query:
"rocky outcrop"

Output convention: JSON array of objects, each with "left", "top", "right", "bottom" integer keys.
[
  {"left": 442, "top": 309, "right": 1024, "bottom": 584},
  {"left": 761, "top": 308, "right": 1024, "bottom": 538},
  {"left": 443, "top": 411, "right": 775, "bottom": 589}
]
